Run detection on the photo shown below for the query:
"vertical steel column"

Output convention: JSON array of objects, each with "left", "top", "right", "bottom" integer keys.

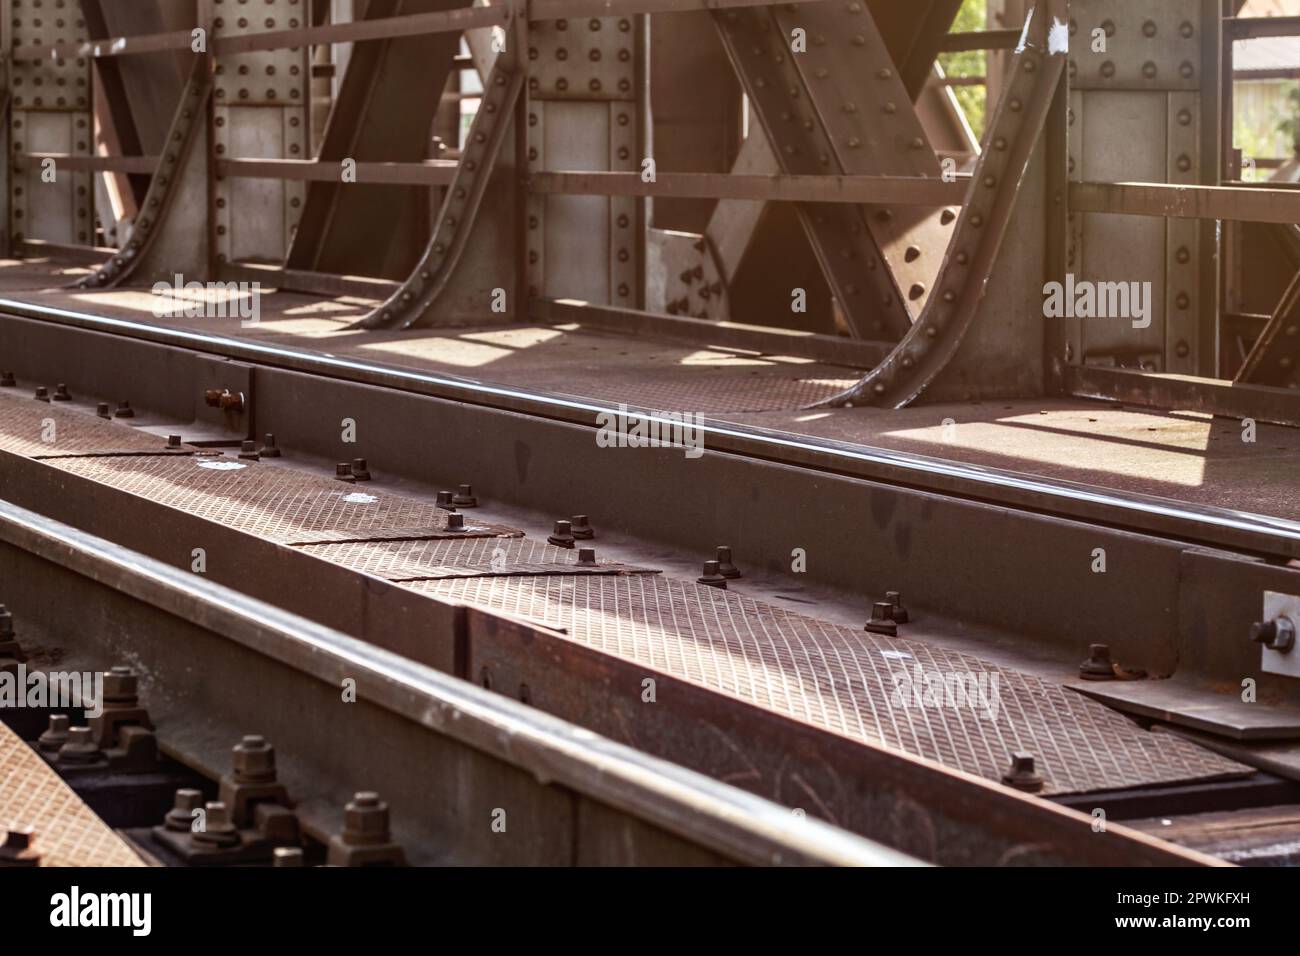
[
  {"left": 210, "top": 0, "right": 310, "bottom": 267},
  {"left": 525, "top": 13, "right": 640, "bottom": 308},
  {"left": 1067, "top": 0, "right": 1208, "bottom": 375},
  {"left": 7, "top": 0, "right": 94, "bottom": 250}
]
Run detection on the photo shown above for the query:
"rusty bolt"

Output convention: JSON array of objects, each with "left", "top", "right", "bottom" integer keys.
[
  {"left": 259, "top": 433, "right": 281, "bottom": 458},
  {"left": 204, "top": 388, "right": 224, "bottom": 408},
  {"left": 0, "top": 371, "right": 14, "bottom": 387},
  {"left": 38, "top": 714, "right": 69, "bottom": 754},
  {"left": 96, "top": 402, "right": 110, "bottom": 419},
  {"left": 114, "top": 400, "right": 134, "bottom": 419},
  {"left": 0, "top": 604, "right": 12, "bottom": 639},
  {"left": 218, "top": 391, "right": 244, "bottom": 412},
  {"left": 1079, "top": 643, "right": 1116, "bottom": 680},
  {"left": 570, "top": 515, "right": 594, "bottom": 540},
  {"left": 232, "top": 734, "right": 277, "bottom": 784},
  {"left": 102, "top": 665, "right": 139, "bottom": 703},
  {"left": 192, "top": 801, "right": 240, "bottom": 848},
  {"left": 1251, "top": 618, "right": 1297, "bottom": 654},
  {"left": 273, "top": 846, "right": 305, "bottom": 867},
  {"left": 351, "top": 458, "right": 372, "bottom": 482},
  {"left": 341, "top": 791, "right": 392, "bottom": 846},
  {"left": 1002, "top": 752, "right": 1045, "bottom": 792},
  {"left": 436, "top": 490, "right": 457, "bottom": 511},
  {"left": 58, "top": 727, "right": 102, "bottom": 764},
  {"left": 238, "top": 440, "right": 259, "bottom": 461},
  {"left": 167, "top": 434, "right": 183, "bottom": 450},
  {"left": 165, "top": 789, "right": 204, "bottom": 832},
  {"left": 549, "top": 519, "right": 576, "bottom": 549},
  {"left": 33, "top": 386, "right": 49, "bottom": 402},
  {"left": 445, "top": 513, "right": 466, "bottom": 532},
  {"left": 335, "top": 462, "right": 356, "bottom": 483},
  {"left": 577, "top": 547, "right": 597, "bottom": 567},
  {"left": 697, "top": 560, "right": 728, "bottom": 589},
  {"left": 715, "top": 546, "right": 741, "bottom": 579},
  {"left": 0, "top": 827, "right": 40, "bottom": 866},
  {"left": 53, "top": 383, "right": 71, "bottom": 402},
  {"left": 865, "top": 601, "right": 898, "bottom": 637},
  {"left": 885, "top": 590, "right": 910, "bottom": 624},
  {"left": 452, "top": 484, "right": 478, "bottom": 507}
]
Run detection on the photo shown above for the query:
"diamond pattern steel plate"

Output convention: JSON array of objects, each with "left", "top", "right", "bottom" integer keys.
[
  {"left": 48, "top": 455, "right": 522, "bottom": 545},
  {"left": 408, "top": 575, "right": 1250, "bottom": 795},
  {"left": 552, "top": 372, "right": 861, "bottom": 414},
  {"left": 0, "top": 389, "right": 176, "bottom": 458},
  {"left": 0, "top": 721, "right": 143, "bottom": 867},
  {"left": 297, "top": 537, "right": 657, "bottom": 582}
]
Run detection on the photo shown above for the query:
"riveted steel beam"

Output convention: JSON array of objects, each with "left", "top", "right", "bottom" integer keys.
[
  {"left": 285, "top": 0, "right": 463, "bottom": 282},
  {"left": 711, "top": 6, "right": 916, "bottom": 339},
  {"left": 352, "top": 13, "right": 524, "bottom": 329},
  {"left": 817, "top": 5, "right": 1064, "bottom": 408},
  {"left": 71, "top": 58, "right": 212, "bottom": 288},
  {"left": 209, "top": 0, "right": 312, "bottom": 269},
  {"left": 8, "top": 1, "right": 95, "bottom": 250}
]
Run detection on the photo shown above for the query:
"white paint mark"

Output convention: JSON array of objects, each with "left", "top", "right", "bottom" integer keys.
[{"left": 197, "top": 460, "right": 246, "bottom": 471}]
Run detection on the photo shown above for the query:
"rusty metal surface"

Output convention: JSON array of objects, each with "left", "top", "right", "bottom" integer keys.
[
  {"left": 0, "top": 389, "right": 177, "bottom": 458},
  {"left": 410, "top": 574, "right": 1250, "bottom": 795},
  {"left": 551, "top": 371, "right": 861, "bottom": 414},
  {"left": 48, "top": 454, "right": 521, "bottom": 545},
  {"left": 298, "top": 536, "right": 657, "bottom": 581},
  {"left": 0, "top": 721, "right": 144, "bottom": 867}
]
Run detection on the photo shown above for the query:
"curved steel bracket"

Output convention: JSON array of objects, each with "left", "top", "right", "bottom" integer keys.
[
  {"left": 814, "top": 9, "right": 1065, "bottom": 409},
  {"left": 350, "top": 52, "right": 523, "bottom": 330},
  {"left": 71, "top": 57, "right": 212, "bottom": 291}
]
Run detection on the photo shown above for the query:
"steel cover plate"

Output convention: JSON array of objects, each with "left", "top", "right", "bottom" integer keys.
[
  {"left": 0, "top": 390, "right": 176, "bottom": 458},
  {"left": 0, "top": 721, "right": 143, "bottom": 867},
  {"left": 49, "top": 455, "right": 522, "bottom": 545},
  {"left": 297, "top": 537, "right": 657, "bottom": 581},
  {"left": 552, "top": 371, "right": 862, "bottom": 415},
  {"left": 408, "top": 575, "right": 1250, "bottom": 795}
]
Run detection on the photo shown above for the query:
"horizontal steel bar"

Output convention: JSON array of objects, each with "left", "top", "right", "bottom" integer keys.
[
  {"left": 215, "top": 158, "right": 457, "bottom": 185},
  {"left": 1065, "top": 366, "right": 1300, "bottom": 430},
  {"left": 9, "top": 0, "right": 830, "bottom": 61},
  {"left": 531, "top": 297, "right": 890, "bottom": 368},
  {"left": 529, "top": 171, "right": 968, "bottom": 205},
  {"left": 1070, "top": 181, "right": 1300, "bottom": 225},
  {"left": 0, "top": 492, "right": 907, "bottom": 867},
  {"left": 937, "top": 29, "right": 1021, "bottom": 52},
  {"left": 4, "top": 299, "right": 1298, "bottom": 561},
  {"left": 1225, "top": 15, "right": 1300, "bottom": 40},
  {"left": 19, "top": 153, "right": 159, "bottom": 174},
  {"left": 10, "top": 29, "right": 194, "bottom": 61}
]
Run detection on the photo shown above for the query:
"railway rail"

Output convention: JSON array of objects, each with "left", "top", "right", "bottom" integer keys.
[{"left": 2, "top": 296, "right": 1299, "bottom": 869}]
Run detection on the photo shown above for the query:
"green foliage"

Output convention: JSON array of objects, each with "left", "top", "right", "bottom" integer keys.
[{"left": 938, "top": 0, "right": 987, "bottom": 140}]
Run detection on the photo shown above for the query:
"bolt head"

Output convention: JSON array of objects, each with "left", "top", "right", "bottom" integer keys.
[{"left": 232, "top": 734, "right": 276, "bottom": 782}]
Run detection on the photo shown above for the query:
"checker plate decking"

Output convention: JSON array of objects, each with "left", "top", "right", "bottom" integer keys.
[
  {"left": 407, "top": 574, "right": 1251, "bottom": 795},
  {"left": 0, "top": 721, "right": 143, "bottom": 866},
  {"left": 298, "top": 536, "right": 658, "bottom": 580},
  {"left": 0, "top": 388, "right": 175, "bottom": 457},
  {"left": 49, "top": 454, "right": 521, "bottom": 544}
]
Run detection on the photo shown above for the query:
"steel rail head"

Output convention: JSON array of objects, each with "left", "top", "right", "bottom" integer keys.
[
  {"left": 813, "top": 4, "right": 1066, "bottom": 410},
  {"left": 70, "top": 56, "right": 213, "bottom": 291},
  {"left": 351, "top": 20, "right": 523, "bottom": 332}
]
